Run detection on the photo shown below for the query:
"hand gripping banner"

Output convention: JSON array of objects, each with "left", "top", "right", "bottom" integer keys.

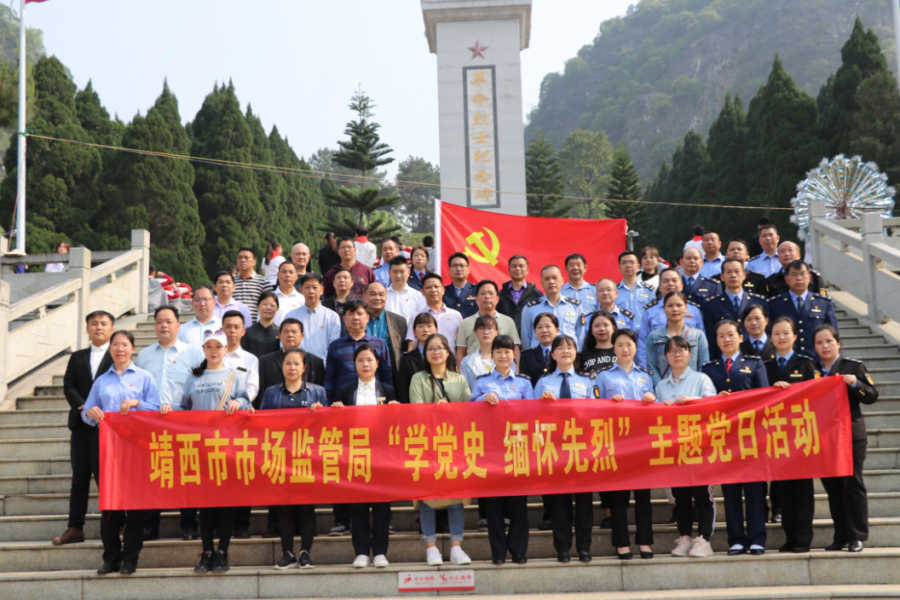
[{"left": 99, "top": 377, "right": 852, "bottom": 510}]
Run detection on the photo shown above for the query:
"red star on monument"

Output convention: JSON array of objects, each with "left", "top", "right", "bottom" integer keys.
[{"left": 467, "top": 40, "right": 488, "bottom": 60}]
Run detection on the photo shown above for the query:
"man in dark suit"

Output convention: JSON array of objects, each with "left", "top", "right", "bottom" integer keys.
[
  {"left": 498, "top": 254, "right": 543, "bottom": 334},
  {"left": 53, "top": 310, "right": 115, "bottom": 546},
  {"left": 444, "top": 252, "right": 479, "bottom": 318},
  {"left": 256, "top": 318, "right": 325, "bottom": 409},
  {"left": 768, "top": 260, "right": 837, "bottom": 358},
  {"left": 363, "top": 283, "right": 408, "bottom": 384},
  {"left": 712, "top": 239, "right": 768, "bottom": 296},
  {"left": 702, "top": 259, "right": 768, "bottom": 357},
  {"left": 681, "top": 247, "right": 722, "bottom": 305}
]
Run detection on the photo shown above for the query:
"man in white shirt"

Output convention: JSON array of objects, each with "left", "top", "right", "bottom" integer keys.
[
  {"left": 221, "top": 310, "right": 260, "bottom": 404},
  {"left": 212, "top": 271, "right": 252, "bottom": 327},
  {"left": 385, "top": 256, "right": 426, "bottom": 322},
  {"left": 406, "top": 273, "right": 463, "bottom": 351},
  {"left": 273, "top": 262, "right": 305, "bottom": 326},
  {"left": 178, "top": 285, "right": 221, "bottom": 347},
  {"left": 354, "top": 226, "right": 377, "bottom": 268},
  {"left": 287, "top": 273, "right": 341, "bottom": 362}
]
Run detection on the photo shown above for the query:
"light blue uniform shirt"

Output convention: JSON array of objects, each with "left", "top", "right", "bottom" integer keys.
[
  {"left": 636, "top": 300, "right": 705, "bottom": 366},
  {"left": 178, "top": 368, "right": 251, "bottom": 411},
  {"left": 136, "top": 340, "right": 204, "bottom": 406},
  {"left": 561, "top": 281, "right": 598, "bottom": 314},
  {"left": 469, "top": 368, "right": 534, "bottom": 402},
  {"left": 286, "top": 303, "right": 342, "bottom": 361},
  {"left": 534, "top": 367, "right": 596, "bottom": 399},
  {"left": 82, "top": 363, "right": 161, "bottom": 426},
  {"left": 654, "top": 368, "right": 717, "bottom": 403},
  {"left": 520, "top": 296, "right": 586, "bottom": 350},
  {"left": 373, "top": 264, "right": 391, "bottom": 287},
  {"left": 596, "top": 362, "right": 654, "bottom": 400},
  {"left": 585, "top": 306, "right": 635, "bottom": 335},
  {"left": 698, "top": 254, "right": 725, "bottom": 279},
  {"left": 615, "top": 281, "right": 654, "bottom": 329},
  {"left": 746, "top": 252, "right": 780, "bottom": 278}
]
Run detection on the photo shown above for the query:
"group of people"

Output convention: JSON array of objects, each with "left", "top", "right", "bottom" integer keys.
[{"left": 54, "top": 219, "right": 877, "bottom": 576}]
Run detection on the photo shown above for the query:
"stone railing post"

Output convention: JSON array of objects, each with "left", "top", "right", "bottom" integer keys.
[
  {"left": 132, "top": 229, "right": 150, "bottom": 315},
  {"left": 860, "top": 212, "right": 885, "bottom": 323},
  {"left": 0, "top": 281, "right": 9, "bottom": 403},
  {"left": 69, "top": 247, "right": 92, "bottom": 350},
  {"left": 809, "top": 200, "right": 826, "bottom": 269}
]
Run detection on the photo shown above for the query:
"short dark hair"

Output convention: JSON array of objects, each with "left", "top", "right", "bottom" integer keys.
[
  {"left": 154, "top": 305, "right": 179, "bottom": 320},
  {"left": 702, "top": 230, "right": 719, "bottom": 239},
  {"left": 474, "top": 280, "right": 499, "bottom": 296},
  {"left": 283, "top": 347, "right": 306, "bottom": 362},
  {"left": 565, "top": 253, "right": 587, "bottom": 267},
  {"left": 423, "top": 235, "right": 434, "bottom": 247},
  {"left": 111, "top": 330, "right": 135, "bottom": 347},
  {"left": 448, "top": 252, "right": 469, "bottom": 267},
  {"left": 491, "top": 335, "right": 516, "bottom": 353},
  {"left": 194, "top": 284, "right": 215, "bottom": 297},
  {"left": 742, "top": 303, "right": 768, "bottom": 321},
  {"left": 148, "top": 264, "right": 156, "bottom": 276},
  {"left": 726, "top": 238, "right": 748, "bottom": 251},
  {"left": 237, "top": 247, "right": 255, "bottom": 257},
  {"left": 299, "top": 272, "right": 323, "bottom": 287},
  {"left": 338, "top": 236, "right": 355, "bottom": 248},
  {"left": 533, "top": 311, "right": 559, "bottom": 330},
  {"left": 618, "top": 250, "right": 639, "bottom": 263},
  {"left": 665, "top": 335, "right": 691, "bottom": 355},
  {"left": 85, "top": 310, "right": 115, "bottom": 325},
  {"left": 342, "top": 296, "right": 368, "bottom": 314},
  {"left": 758, "top": 217, "right": 771, "bottom": 226},
  {"left": 540, "top": 264, "right": 562, "bottom": 278},
  {"left": 356, "top": 226, "right": 368, "bottom": 237},
  {"left": 508, "top": 254, "right": 529, "bottom": 266},
  {"left": 389, "top": 255, "right": 409, "bottom": 267},
  {"left": 474, "top": 314, "right": 498, "bottom": 331},
  {"left": 332, "top": 266, "right": 352, "bottom": 278},
  {"left": 413, "top": 312, "right": 438, "bottom": 329},
  {"left": 353, "top": 343, "right": 379, "bottom": 362},
  {"left": 278, "top": 261, "right": 296, "bottom": 272},
  {"left": 760, "top": 223, "right": 779, "bottom": 235},
  {"left": 722, "top": 257, "right": 745, "bottom": 272},
  {"left": 390, "top": 235, "right": 402, "bottom": 245},
  {"left": 213, "top": 271, "right": 234, "bottom": 286},
  {"left": 422, "top": 273, "right": 443, "bottom": 287},
  {"left": 611, "top": 328, "right": 638, "bottom": 346},
  {"left": 786, "top": 259, "right": 809, "bottom": 275},
  {"left": 813, "top": 324, "right": 841, "bottom": 345},
  {"left": 692, "top": 224, "right": 705, "bottom": 236},
  {"left": 222, "top": 310, "right": 245, "bottom": 327},
  {"left": 257, "top": 290, "right": 279, "bottom": 308},
  {"left": 280, "top": 318, "right": 304, "bottom": 334}
]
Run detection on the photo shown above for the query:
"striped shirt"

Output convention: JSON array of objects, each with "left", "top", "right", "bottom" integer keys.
[{"left": 233, "top": 272, "right": 269, "bottom": 322}]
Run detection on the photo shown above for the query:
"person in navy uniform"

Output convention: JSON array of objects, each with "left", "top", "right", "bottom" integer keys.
[
  {"left": 637, "top": 268, "right": 705, "bottom": 366},
  {"left": 768, "top": 260, "right": 838, "bottom": 358},
  {"left": 596, "top": 329, "right": 656, "bottom": 560},
  {"left": 681, "top": 247, "right": 723, "bottom": 305},
  {"left": 702, "top": 320, "right": 769, "bottom": 556},
  {"left": 702, "top": 258, "right": 768, "bottom": 357},
  {"left": 711, "top": 239, "right": 768, "bottom": 296},
  {"left": 766, "top": 241, "right": 824, "bottom": 298},
  {"left": 534, "top": 335, "right": 598, "bottom": 564},
  {"left": 469, "top": 335, "right": 532, "bottom": 565},
  {"left": 739, "top": 304, "right": 776, "bottom": 362},
  {"left": 443, "top": 252, "right": 478, "bottom": 318},
  {"left": 520, "top": 265, "right": 585, "bottom": 350},
  {"left": 814, "top": 325, "right": 878, "bottom": 553},
  {"left": 764, "top": 317, "right": 820, "bottom": 553},
  {"left": 518, "top": 313, "right": 560, "bottom": 387}
]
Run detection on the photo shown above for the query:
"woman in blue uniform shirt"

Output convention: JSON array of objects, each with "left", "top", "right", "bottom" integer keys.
[
  {"left": 645, "top": 292, "right": 709, "bottom": 386},
  {"left": 596, "top": 329, "right": 656, "bottom": 560},
  {"left": 534, "top": 334, "right": 596, "bottom": 563},
  {"left": 468, "top": 335, "right": 532, "bottom": 565}
]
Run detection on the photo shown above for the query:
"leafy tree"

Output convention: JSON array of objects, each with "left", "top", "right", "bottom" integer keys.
[
  {"left": 849, "top": 71, "right": 900, "bottom": 184},
  {"left": 388, "top": 156, "right": 439, "bottom": 234},
  {"left": 0, "top": 61, "right": 36, "bottom": 130},
  {"left": 558, "top": 128, "right": 612, "bottom": 219},
  {"left": 525, "top": 129, "right": 568, "bottom": 218},
  {"left": 605, "top": 143, "right": 652, "bottom": 243}
]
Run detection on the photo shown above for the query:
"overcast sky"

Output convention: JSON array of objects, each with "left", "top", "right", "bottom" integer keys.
[{"left": 27, "top": 0, "right": 632, "bottom": 177}]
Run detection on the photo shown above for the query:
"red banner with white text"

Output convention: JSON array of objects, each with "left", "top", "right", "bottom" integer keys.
[
  {"left": 437, "top": 201, "right": 628, "bottom": 285},
  {"left": 99, "top": 377, "right": 851, "bottom": 510}
]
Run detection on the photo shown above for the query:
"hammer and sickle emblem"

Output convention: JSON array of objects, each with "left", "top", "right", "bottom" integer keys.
[{"left": 464, "top": 228, "right": 501, "bottom": 265}]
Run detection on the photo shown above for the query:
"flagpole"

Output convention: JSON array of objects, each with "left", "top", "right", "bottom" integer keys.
[{"left": 14, "top": 0, "right": 27, "bottom": 252}]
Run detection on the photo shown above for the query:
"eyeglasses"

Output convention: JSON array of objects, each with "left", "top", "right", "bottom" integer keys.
[
  {"left": 111, "top": 343, "right": 132, "bottom": 349},
  {"left": 476, "top": 327, "right": 496, "bottom": 333},
  {"left": 427, "top": 347, "right": 447, "bottom": 354},
  {"left": 666, "top": 348, "right": 688, "bottom": 356}
]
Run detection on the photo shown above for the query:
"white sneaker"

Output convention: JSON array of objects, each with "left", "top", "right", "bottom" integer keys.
[
  {"left": 352, "top": 554, "right": 370, "bottom": 568},
  {"left": 672, "top": 536, "right": 693, "bottom": 557},
  {"left": 426, "top": 546, "right": 443, "bottom": 566},
  {"left": 689, "top": 536, "right": 714, "bottom": 558},
  {"left": 450, "top": 546, "right": 471, "bottom": 565},
  {"left": 373, "top": 554, "right": 389, "bottom": 568}
]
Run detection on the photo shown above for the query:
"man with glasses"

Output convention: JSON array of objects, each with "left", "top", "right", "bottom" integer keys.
[
  {"left": 455, "top": 280, "right": 521, "bottom": 365},
  {"left": 584, "top": 278, "right": 635, "bottom": 332},
  {"left": 178, "top": 285, "right": 221, "bottom": 347},
  {"left": 768, "top": 260, "right": 837, "bottom": 358},
  {"left": 766, "top": 241, "right": 824, "bottom": 298},
  {"left": 443, "top": 252, "right": 478, "bottom": 318},
  {"left": 615, "top": 251, "right": 655, "bottom": 329}
]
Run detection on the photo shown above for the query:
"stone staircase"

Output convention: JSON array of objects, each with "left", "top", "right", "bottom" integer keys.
[{"left": 2, "top": 308, "right": 900, "bottom": 598}]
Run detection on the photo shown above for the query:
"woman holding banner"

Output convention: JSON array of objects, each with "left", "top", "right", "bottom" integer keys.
[
  {"left": 814, "top": 324, "right": 878, "bottom": 553},
  {"left": 259, "top": 348, "right": 327, "bottom": 569},
  {"left": 469, "top": 335, "right": 533, "bottom": 565},
  {"left": 534, "top": 334, "right": 597, "bottom": 563},
  {"left": 409, "top": 333, "right": 473, "bottom": 566},
  {"left": 596, "top": 329, "right": 656, "bottom": 560},
  {"left": 654, "top": 336, "right": 717, "bottom": 558}
]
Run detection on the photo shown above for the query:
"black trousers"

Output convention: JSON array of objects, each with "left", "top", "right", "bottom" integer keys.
[
  {"left": 279, "top": 504, "right": 316, "bottom": 554},
  {"left": 68, "top": 426, "right": 100, "bottom": 530},
  {"left": 484, "top": 496, "right": 528, "bottom": 559},
  {"left": 780, "top": 478, "right": 815, "bottom": 548},
  {"left": 610, "top": 489, "right": 653, "bottom": 548},
  {"left": 769, "top": 480, "right": 784, "bottom": 514},
  {"left": 722, "top": 481, "right": 767, "bottom": 548},
  {"left": 821, "top": 438, "right": 869, "bottom": 543},
  {"left": 672, "top": 485, "right": 714, "bottom": 540},
  {"left": 351, "top": 502, "right": 390, "bottom": 556},
  {"left": 100, "top": 510, "right": 144, "bottom": 564},
  {"left": 334, "top": 503, "right": 351, "bottom": 527},
  {"left": 549, "top": 492, "right": 593, "bottom": 553},
  {"left": 199, "top": 506, "right": 235, "bottom": 553},
  {"left": 144, "top": 508, "right": 198, "bottom": 532},
  {"left": 477, "top": 498, "right": 487, "bottom": 519}
]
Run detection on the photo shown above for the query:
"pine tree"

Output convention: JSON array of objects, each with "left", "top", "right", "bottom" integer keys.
[
  {"left": 645, "top": 153, "right": 679, "bottom": 257},
  {"left": 824, "top": 17, "right": 889, "bottom": 155},
  {"left": 391, "top": 156, "right": 440, "bottom": 233},
  {"left": 322, "top": 90, "right": 401, "bottom": 240},
  {"left": 525, "top": 130, "right": 568, "bottom": 218},
  {"left": 558, "top": 129, "right": 613, "bottom": 219},
  {"left": 245, "top": 104, "right": 291, "bottom": 254},
  {"left": 99, "top": 82, "right": 207, "bottom": 283},
  {"left": 605, "top": 143, "right": 652, "bottom": 243},
  {"left": 190, "top": 81, "right": 262, "bottom": 275},
  {"left": 850, "top": 71, "right": 900, "bottom": 185}
]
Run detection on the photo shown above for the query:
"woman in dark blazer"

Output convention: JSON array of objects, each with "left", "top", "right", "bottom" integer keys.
[
  {"left": 814, "top": 324, "right": 878, "bottom": 553},
  {"left": 740, "top": 303, "right": 776, "bottom": 361},
  {"left": 395, "top": 313, "right": 437, "bottom": 403},
  {"left": 333, "top": 345, "right": 396, "bottom": 569}
]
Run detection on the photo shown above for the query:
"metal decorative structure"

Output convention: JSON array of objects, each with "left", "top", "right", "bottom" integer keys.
[{"left": 791, "top": 155, "right": 895, "bottom": 238}]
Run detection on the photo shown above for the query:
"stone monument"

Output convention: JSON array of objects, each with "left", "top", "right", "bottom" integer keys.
[{"left": 421, "top": 0, "right": 531, "bottom": 216}]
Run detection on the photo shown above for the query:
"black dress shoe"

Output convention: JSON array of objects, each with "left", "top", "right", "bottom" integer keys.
[
  {"left": 727, "top": 546, "right": 747, "bottom": 556},
  {"left": 96, "top": 561, "right": 121, "bottom": 576},
  {"left": 538, "top": 520, "right": 552, "bottom": 531},
  {"left": 848, "top": 541, "right": 864, "bottom": 553},
  {"left": 120, "top": 561, "right": 137, "bottom": 575},
  {"left": 749, "top": 548, "right": 765, "bottom": 555},
  {"left": 599, "top": 516, "right": 612, "bottom": 529},
  {"left": 557, "top": 552, "right": 570, "bottom": 563},
  {"left": 793, "top": 546, "right": 810, "bottom": 553},
  {"left": 492, "top": 558, "right": 505, "bottom": 566},
  {"left": 825, "top": 542, "right": 846, "bottom": 551},
  {"left": 142, "top": 527, "right": 159, "bottom": 541},
  {"left": 772, "top": 510, "right": 782, "bottom": 524},
  {"left": 640, "top": 551, "right": 653, "bottom": 559},
  {"left": 511, "top": 555, "right": 527, "bottom": 564},
  {"left": 578, "top": 551, "right": 592, "bottom": 563},
  {"left": 616, "top": 552, "right": 633, "bottom": 560},
  {"left": 233, "top": 527, "right": 251, "bottom": 540},
  {"left": 262, "top": 525, "right": 279, "bottom": 539},
  {"left": 778, "top": 543, "right": 794, "bottom": 553}
]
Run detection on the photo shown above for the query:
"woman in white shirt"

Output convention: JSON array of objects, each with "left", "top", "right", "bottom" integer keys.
[
  {"left": 45, "top": 240, "right": 69, "bottom": 273},
  {"left": 262, "top": 242, "right": 286, "bottom": 286}
]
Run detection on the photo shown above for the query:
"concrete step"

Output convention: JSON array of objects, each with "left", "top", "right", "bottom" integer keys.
[
  {"left": 868, "top": 430, "right": 900, "bottom": 449},
  {"left": 849, "top": 356, "right": 900, "bottom": 370},
  {"left": 15, "top": 396, "right": 68, "bottom": 410},
  {"left": 0, "top": 424, "right": 69, "bottom": 440},
  {"left": 0, "top": 439, "right": 69, "bottom": 459},
  {"left": 841, "top": 345, "right": 900, "bottom": 358},
  {"left": 864, "top": 399, "right": 900, "bottom": 413},
  {"left": 857, "top": 410, "right": 900, "bottom": 430},
  {"left": 2, "top": 519, "right": 900, "bottom": 573},
  {"left": 34, "top": 384, "right": 63, "bottom": 397},
  {"left": 0, "top": 473, "right": 94, "bottom": 496},
  {"left": 0, "top": 409, "right": 68, "bottom": 426},
  {"left": 872, "top": 382, "right": 900, "bottom": 396},
  {"left": 0, "top": 457, "right": 70, "bottom": 477}
]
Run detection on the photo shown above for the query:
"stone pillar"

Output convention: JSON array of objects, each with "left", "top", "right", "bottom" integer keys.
[
  {"left": 69, "top": 247, "right": 91, "bottom": 351},
  {"left": 809, "top": 200, "right": 826, "bottom": 269},
  {"left": 0, "top": 280, "right": 9, "bottom": 403},
  {"left": 860, "top": 212, "right": 885, "bottom": 323},
  {"left": 422, "top": 0, "right": 531, "bottom": 216},
  {"left": 132, "top": 229, "right": 150, "bottom": 315}
]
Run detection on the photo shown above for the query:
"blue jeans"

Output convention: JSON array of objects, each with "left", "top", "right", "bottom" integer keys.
[{"left": 419, "top": 503, "right": 465, "bottom": 543}]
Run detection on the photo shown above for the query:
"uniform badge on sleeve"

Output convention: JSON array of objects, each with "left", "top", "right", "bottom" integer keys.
[{"left": 866, "top": 374, "right": 874, "bottom": 385}]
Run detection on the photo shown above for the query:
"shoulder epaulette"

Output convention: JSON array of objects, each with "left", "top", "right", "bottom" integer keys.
[
  {"left": 527, "top": 298, "right": 543, "bottom": 307},
  {"left": 643, "top": 299, "right": 660, "bottom": 310},
  {"left": 640, "top": 282, "right": 655, "bottom": 290},
  {"left": 772, "top": 293, "right": 790, "bottom": 302},
  {"left": 796, "top": 354, "right": 815, "bottom": 362},
  {"left": 741, "top": 355, "right": 764, "bottom": 362},
  {"left": 843, "top": 357, "right": 863, "bottom": 364},
  {"left": 748, "top": 292, "right": 765, "bottom": 300},
  {"left": 563, "top": 297, "right": 581, "bottom": 306},
  {"left": 582, "top": 371, "right": 598, "bottom": 380},
  {"left": 620, "top": 308, "right": 634, "bottom": 318},
  {"left": 475, "top": 373, "right": 492, "bottom": 379},
  {"left": 687, "top": 300, "right": 702, "bottom": 308},
  {"left": 515, "top": 373, "right": 531, "bottom": 380},
  {"left": 812, "top": 292, "right": 831, "bottom": 301},
  {"left": 748, "top": 254, "right": 761, "bottom": 261},
  {"left": 702, "top": 360, "right": 719, "bottom": 367},
  {"left": 634, "top": 365, "right": 651, "bottom": 374}
]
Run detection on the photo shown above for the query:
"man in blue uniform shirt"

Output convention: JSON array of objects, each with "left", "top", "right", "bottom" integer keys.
[
  {"left": 615, "top": 251, "right": 654, "bottom": 328},
  {"left": 584, "top": 278, "right": 635, "bottom": 332},
  {"left": 561, "top": 254, "right": 598, "bottom": 313},
  {"left": 768, "top": 260, "right": 838, "bottom": 358},
  {"left": 746, "top": 224, "right": 781, "bottom": 278},
  {"left": 373, "top": 239, "right": 400, "bottom": 287},
  {"left": 681, "top": 247, "right": 722, "bottom": 305},
  {"left": 702, "top": 259, "right": 768, "bottom": 358},
  {"left": 443, "top": 252, "right": 478, "bottom": 319},
  {"left": 637, "top": 268, "right": 704, "bottom": 367},
  {"left": 698, "top": 231, "right": 726, "bottom": 278},
  {"left": 520, "top": 266, "right": 586, "bottom": 350}
]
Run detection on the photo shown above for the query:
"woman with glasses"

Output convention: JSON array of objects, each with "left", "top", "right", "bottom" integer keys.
[
  {"left": 655, "top": 336, "right": 717, "bottom": 559},
  {"left": 459, "top": 315, "right": 516, "bottom": 390},
  {"left": 645, "top": 291, "right": 709, "bottom": 386},
  {"left": 409, "top": 333, "right": 472, "bottom": 566}
]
